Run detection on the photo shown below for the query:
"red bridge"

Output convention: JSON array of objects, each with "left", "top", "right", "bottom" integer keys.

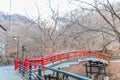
[{"left": 14, "top": 50, "right": 109, "bottom": 70}]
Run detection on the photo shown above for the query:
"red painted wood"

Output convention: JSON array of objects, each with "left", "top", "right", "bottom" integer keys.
[{"left": 14, "top": 50, "right": 109, "bottom": 70}]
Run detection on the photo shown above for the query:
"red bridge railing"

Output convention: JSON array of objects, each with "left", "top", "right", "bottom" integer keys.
[{"left": 14, "top": 50, "right": 109, "bottom": 70}]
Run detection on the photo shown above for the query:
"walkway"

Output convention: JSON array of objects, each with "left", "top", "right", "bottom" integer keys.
[
  {"left": 0, "top": 58, "right": 108, "bottom": 80},
  {"left": 0, "top": 66, "right": 23, "bottom": 80}
]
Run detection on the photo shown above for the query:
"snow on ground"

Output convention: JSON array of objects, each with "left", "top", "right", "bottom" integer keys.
[{"left": 0, "top": 65, "right": 23, "bottom": 80}]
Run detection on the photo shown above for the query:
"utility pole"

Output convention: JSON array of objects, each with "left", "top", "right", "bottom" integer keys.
[
  {"left": 17, "top": 35, "right": 19, "bottom": 59},
  {"left": 13, "top": 34, "right": 20, "bottom": 59}
]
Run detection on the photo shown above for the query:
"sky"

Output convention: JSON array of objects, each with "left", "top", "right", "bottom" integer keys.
[
  {"left": 0, "top": 0, "right": 77, "bottom": 19},
  {"left": 0, "top": 0, "right": 118, "bottom": 19}
]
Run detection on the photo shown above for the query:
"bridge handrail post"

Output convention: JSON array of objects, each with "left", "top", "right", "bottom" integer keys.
[
  {"left": 58, "top": 54, "right": 62, "bottom": 62},
  {"left": 29, "top": 63, "right": 32, "bottom": 80},
  {"left": 25, "top": 58, "right": 29, "bottom": 71},
  {"left": 41, "top": 58, "right": 45, "bottom": 66},
  {"left": 18, "top": 59, "right": 22, "bottom": 73},
  {"left": 18, "top": 60, "right": 21, "bottom": 73},
  {"left": 34, "top": 60, "right": 37, "bottom": 69},
  {"left": 67, "top": 52, "right": 70, "bottom": 60},
  {"left": 22, "top": 61, "right": 25, "bottom": 76},
  {"left": 65, "top": 75, "right": 69, "bottom": 80},
  {"left": 14, "top": 59, "right": 18, "bottom": 70},
  {"left": 105, "top": 54, "right": 109, "bottom": 61},
  {"left": 56, "top": 68, "right": 60, "bottom": 80},
  {"left": 38, "top": 65, "right": 42, "bottom": 80},
  {"left": 51, "top": 56, "right": 55, "bottom": 65}
]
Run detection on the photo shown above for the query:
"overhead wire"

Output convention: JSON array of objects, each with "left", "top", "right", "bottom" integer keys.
[{"left": 9, "top": 0, "right": 11, "bottom": 30}]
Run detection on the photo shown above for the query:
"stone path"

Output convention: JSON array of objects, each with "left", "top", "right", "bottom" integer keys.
[{"left": 0, "top": 66, "right": 23, "bottom": 80}]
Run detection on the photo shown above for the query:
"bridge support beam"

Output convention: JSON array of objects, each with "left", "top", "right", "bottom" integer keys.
[{"left": 85, "top": 60, "right": 107, "bottom": 80}]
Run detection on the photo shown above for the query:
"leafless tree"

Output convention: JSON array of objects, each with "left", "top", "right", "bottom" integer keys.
[{"left": 69, "top": 0, "right": 120, "bottom": 52}]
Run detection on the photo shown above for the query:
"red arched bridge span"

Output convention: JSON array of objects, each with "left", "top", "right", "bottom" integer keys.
[{"left": 14, "top": 50, "right": 109, "bottom": 80}]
